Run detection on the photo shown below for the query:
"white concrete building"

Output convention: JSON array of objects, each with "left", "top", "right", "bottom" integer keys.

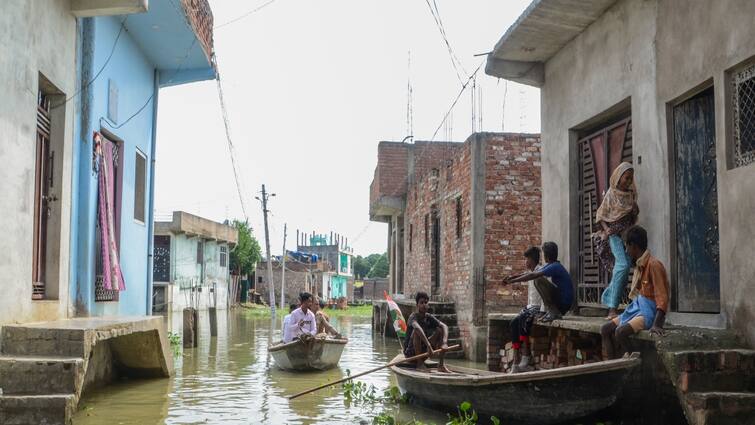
[
  {"left": 0, "top": 1, "right": 78, "bottom": 324},
  {"left": 152, "top": 212, "right": 238, "bottom": 312},
  {"left": 486, "top": 0, "right": 755, "bottom": 346}
]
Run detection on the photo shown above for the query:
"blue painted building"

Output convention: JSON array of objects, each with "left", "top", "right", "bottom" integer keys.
[{"left": 70, "top": 0, "right": 215, "bottom": 316}]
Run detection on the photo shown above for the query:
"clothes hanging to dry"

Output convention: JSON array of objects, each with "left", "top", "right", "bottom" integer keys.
[{"left": 95, "top": 132, "right": 126, "bottom": 291}]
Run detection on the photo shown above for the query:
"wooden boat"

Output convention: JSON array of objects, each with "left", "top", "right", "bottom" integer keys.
[
  {"left": 390, "top": 352, "right": 641, "bottom": 425},
  {"left": 269, "top": 337, "right": 348, "bottom": 371}
]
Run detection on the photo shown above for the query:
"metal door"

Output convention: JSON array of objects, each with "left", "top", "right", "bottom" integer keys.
[
  {"left": 32, "top": 91, "right": 56, "bottom": 300},
  {"left": 673, "top": 87, "right": 720, "bottom": 313},
  {"left": 576, "top": 118, "right": 633, "bottom": 307}
]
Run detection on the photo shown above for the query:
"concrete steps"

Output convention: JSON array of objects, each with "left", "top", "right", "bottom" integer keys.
[
  {"left": 1, "top": 326, "right": 87, "bottom": 358},
  {"left": 664, "top": 349, "right": 755, "bottom": 424},
  {"left": 0, "top": 394, "right": 76, "bottom": 425},
  {"left": 0, "top": 355, "right": 84, "bottom": 395},
  {"left": 684, "top": 392, "right": 755, "bottom": 425}
]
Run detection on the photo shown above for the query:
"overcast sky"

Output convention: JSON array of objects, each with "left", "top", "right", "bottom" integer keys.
[{"left": 154, "top": 0, "right": 541, "bottom": 257}]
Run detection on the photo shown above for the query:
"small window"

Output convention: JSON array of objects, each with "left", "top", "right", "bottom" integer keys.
[
  {"left": 258, "top": 276, "right": 263, "bottom": 284},
  {"left": 409, "top": 224, "right": 413, "bottom": 252},
  {"left": 456, "top": 196, "right": 462, "bottom": 239},
  {"left": 424, "top": 214, "right": 429, "bottom": 249},
  {"left": 732, "top": 62, "right": 755, "bottom": 168},
  {"left": 196, "top": 240, "right": 203, "bottom": 264},
  {"left": 219, "top": 245, "right": 227, "bottom": 267},
  {"left": 134, "top": 150, "right": 146, "bottom": 223}
]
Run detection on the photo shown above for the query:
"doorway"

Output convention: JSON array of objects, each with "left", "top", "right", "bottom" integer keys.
[{"left": 672, "top": 86, "right": 720, "bottom": 313}]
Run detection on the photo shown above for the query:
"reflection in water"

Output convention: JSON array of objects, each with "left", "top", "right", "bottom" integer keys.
[{"left": 73, "top": 309, "right": 450, "bottom": 425}]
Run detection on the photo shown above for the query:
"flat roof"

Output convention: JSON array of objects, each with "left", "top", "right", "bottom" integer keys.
[{"left": 485, "top": 0, "right": 618, "bottom": 86}]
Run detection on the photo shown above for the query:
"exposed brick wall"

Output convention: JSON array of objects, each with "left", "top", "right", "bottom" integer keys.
[
  {"left": 255, "top": 262, "right": 310, "bottom": 306},
  {"left": 483, "top": 134, "right": 542, "bottom": 313},
  {"left": 402, "top": 133, "right": 541, "bottom": 352},
  {"left": 181, "top": 0, "right": 214, "bottom": 63},
  {"left": 371, "top": 143, "right": 409, "bottom": 204}
]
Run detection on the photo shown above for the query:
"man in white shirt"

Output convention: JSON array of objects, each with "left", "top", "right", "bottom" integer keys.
[
  {"left": 502, "top": 246, "right": 543, "bottom": 373},
  {"left": 283, "top": 292, "right": 317, "bottom": 343},
  {"left": 281, "top": 302, "right": 298, "bottom": 340}
]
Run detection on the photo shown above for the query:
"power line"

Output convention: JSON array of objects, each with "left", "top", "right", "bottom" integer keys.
[
  {"left": 51, "top": 17, "right": 128, "bottom": 111},
  {"left": 215, "top": 59, "right": 250, "bottom": 221},
  {"left": 214, "top": 0, "right": 278, "bottom": 29},
  {"left": 424, "top": 0, "right": 467, "bottom": 86},
  {"left": 430, "top": 60, "right": 485, "bottom": 141}
]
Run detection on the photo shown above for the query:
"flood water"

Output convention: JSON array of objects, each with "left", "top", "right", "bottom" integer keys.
[
  {"left": 73, "top": 308, "right": 458, "bottom": 425},
  {"left": 73, "top": 309, "right": 638, "bottom": 425}
]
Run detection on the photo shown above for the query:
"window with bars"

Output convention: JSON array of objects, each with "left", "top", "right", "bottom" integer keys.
[
  {"left": 220, "top": 245, "right": 227, "bottom": 268},
  {"left": 196, "top": 240, "right": 204, "bottom": 264},
  {"left": 733, "top": 63, "right": 755, "bottom": 168}
]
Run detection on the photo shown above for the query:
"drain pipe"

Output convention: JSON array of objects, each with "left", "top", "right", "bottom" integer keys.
[{"left": 145, "top": 69, "right": 160, "bottom": 315}]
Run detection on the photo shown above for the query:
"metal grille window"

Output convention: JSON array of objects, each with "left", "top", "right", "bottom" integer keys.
[
  {"left": 733, "top": 63, "right": 755, "bottom": 168},
  {"left": 220, "top": 245, "right": 227, "bottom": 268},
  {"left": 424, "top": 214, "right": 429, "bottom": 249},
  {"left": 409, "top": 224, "right": 413, "bottom": 252},
  {"left": 197, "top": 240, "right": 204, "bottom": 264},
  {"left": 153, "top": 235, "right": 171, "bottom": 282}
]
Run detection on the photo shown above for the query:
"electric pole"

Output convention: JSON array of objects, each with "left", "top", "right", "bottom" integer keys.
[
  {"left": 256, "top": 184, "right": 276, "bottom": 315},
  {"left": 280, "top": 223, "right": 287, "bottom": 310}
]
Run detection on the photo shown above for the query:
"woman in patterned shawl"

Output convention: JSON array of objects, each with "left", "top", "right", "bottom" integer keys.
[{"left": 594, "top": 162, "right": 639, "bottom": 319}]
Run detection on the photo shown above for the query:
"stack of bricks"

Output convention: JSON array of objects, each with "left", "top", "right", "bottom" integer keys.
[{"left": 496, "top": 326, "right": 603, "bottom": 372}]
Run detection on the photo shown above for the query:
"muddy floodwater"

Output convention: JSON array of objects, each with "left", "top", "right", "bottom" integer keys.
[
  {"left": 73, "top": 308, "right": 458, "bottom": 424},
  {"left": 72, "top": 309, "right": 629, "bottom": 425}
]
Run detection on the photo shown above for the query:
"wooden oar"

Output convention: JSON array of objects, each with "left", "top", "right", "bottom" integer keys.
[{"left": 288, "top": 344, "right": 461, "bottom": 399}]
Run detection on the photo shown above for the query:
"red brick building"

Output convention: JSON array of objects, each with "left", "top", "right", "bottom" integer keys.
[{"left": 369, "top": 132, "right": 542, "bottom": 360}]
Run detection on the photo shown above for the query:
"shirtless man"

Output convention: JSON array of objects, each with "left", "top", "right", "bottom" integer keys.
[{"left": 403, "top": 291, "right": 451, "bottom": 373}]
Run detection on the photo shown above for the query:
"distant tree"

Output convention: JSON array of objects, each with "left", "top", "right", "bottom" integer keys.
[
  {"left": 229, "top": 220, "right": 262, "bottom": 276},
  {"left": 367, "top": 253, "right": 389, "bottom": 278},
  {"left": 353, "top": 255, "right": 370, "bottom": 279}
]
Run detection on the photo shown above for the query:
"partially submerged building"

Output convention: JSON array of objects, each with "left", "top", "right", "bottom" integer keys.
[
  {"left": 370, "top": 133, "right": 542, "bottom": 360},
  {"left": 152, "top": 211, "right": 237, "bottom": 313},
  {"left": 485, "top": 0, "right": 755, "bottom": 344},
  {"left": 296, "top": 232, "right": 355, "bottom": 303},
  {"left": 485, "top": 0, "right": 755, "bottom": 421}
]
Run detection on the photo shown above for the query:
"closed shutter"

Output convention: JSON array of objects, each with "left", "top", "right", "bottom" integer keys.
[{"left": 577, "top": 117, "right": 632, "bottom": 307}]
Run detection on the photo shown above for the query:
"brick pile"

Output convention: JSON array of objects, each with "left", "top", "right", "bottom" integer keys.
[{"left": 498, "top": 326, "right": 603, "bottom": 372}]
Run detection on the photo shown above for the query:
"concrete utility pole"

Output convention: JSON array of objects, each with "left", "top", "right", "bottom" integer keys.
[
  {"left": 280, "top": 223, "right": 287, "bottom": 310},
  {"left": 257, "top": 184, "right": 276, "bottom": 315}
]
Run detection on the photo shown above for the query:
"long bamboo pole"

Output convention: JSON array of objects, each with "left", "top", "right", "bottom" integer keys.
[{"left": 288, "top": 344, "right": 461, "bottom": 399}]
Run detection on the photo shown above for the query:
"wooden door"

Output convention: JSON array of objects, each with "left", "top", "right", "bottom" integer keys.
[
  {"left": 673, "top": 87, "right": 720, "bottom": 313},
  {"left": 32, "top": 91, "right": 55, "bottom": 299},
  {"left": 576, "top": 118, "right": 633, "bottom": 307}
]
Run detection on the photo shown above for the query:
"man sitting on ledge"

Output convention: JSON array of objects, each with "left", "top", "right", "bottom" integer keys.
[
  {"left": 403, "top": 291, "right": 451, "bottom": 373},
  {"left": 503, "top": 241, "right": 574, "bottom": 323},
  {"left": 601, "top": 225, "right": 669, "bottom": 359}
]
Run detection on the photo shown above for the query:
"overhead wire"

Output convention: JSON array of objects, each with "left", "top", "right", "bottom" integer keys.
[
  {"left": 214, "top": 0, "right": 278, "bottom": 29},
  {"left": 423, "top": 0, "right": 467, "bottom": 86},
  {"left": 51, "top": 17, "right": 128, "bottom": 111}
]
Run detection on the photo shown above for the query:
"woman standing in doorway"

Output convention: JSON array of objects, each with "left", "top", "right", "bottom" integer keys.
[{"left": 595, "top": 162, "right": 639, "bottom": 320}]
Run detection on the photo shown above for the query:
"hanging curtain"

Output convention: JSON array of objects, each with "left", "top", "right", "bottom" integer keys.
[{"left": 94, "top": 132, "right": 126, "bottom": 291}]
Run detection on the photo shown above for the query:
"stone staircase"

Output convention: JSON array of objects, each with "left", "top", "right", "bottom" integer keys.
[
  {"left": 0, "top": 327, "right": 87, "bottom": 424},
  {"left": 664, "top": 349, "right": 755, "bottom": 425},
  {"left": 426, "top": 300, "right": 465, "bottom": 360},
  {"left": 0, "top": 316, "right": 172, "bottom": 425}
]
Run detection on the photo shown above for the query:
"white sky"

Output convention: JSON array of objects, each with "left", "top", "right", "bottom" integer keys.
[{"left": 155, "top": 0, "right": 541, "bottom": 256}]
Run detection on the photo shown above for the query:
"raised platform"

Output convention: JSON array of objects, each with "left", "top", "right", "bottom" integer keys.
[{"left": 0, "top": 316, "right": 172, "bottom": 424}]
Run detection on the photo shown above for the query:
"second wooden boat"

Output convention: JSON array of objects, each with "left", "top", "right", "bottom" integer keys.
[
  {"left": 269, "top": 337, "right": 348, "bottom": 371},
  {"left": 390, "top": 352, "right": 641, "bottom": 424}
]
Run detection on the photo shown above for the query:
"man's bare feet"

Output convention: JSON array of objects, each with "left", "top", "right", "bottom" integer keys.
[{"left": 438, "top": 364, "right": 452, "bottom": 373}]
